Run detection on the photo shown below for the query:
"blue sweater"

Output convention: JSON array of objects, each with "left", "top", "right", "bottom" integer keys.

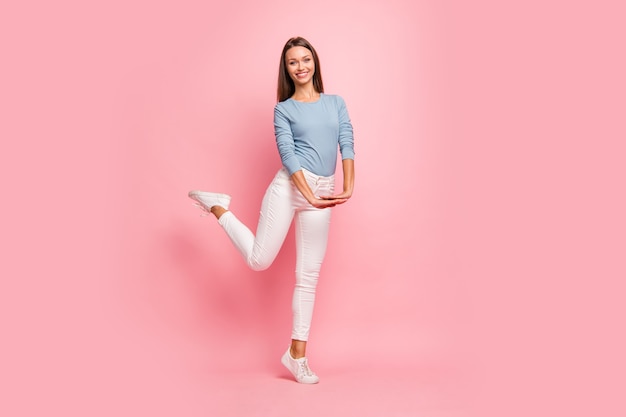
[{"left": 274, "top": 93, "right": 355, "bottom": 177}]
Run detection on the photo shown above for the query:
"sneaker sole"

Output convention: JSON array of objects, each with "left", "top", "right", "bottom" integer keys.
[{"left": 188, "top": 191, "right": 231, "bottom": 210}]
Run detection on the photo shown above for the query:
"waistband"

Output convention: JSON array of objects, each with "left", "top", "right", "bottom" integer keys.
[
  {"left": 279, "top": 167, "right": 334, "bottom": 181},
  {"left": 301, "top": 167, "right": 334, "bottom": 185}
]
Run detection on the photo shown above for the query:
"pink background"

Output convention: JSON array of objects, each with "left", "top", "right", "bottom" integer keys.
[{"left": 1, "top": 1, "right": 624, "bottom": 416}]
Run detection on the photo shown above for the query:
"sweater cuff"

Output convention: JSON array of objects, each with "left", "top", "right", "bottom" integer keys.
[{"left": 283, "top": 158, "right": 302, "bottom": 176}]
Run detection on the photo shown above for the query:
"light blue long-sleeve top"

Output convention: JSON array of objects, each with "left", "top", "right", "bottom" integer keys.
[{"left": 274, "top": 93, "right": 355, "bottom": 177}]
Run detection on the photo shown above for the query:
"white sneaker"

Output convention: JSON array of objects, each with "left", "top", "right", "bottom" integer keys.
[
  {"left": 281, "top": 348, "right": 320, "bottom": 384},
  {"left": 188, "top": 190, "right": 231, "bottom": 214}
]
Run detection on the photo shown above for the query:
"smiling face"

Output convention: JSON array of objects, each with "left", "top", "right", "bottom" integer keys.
[
  {"left": 285, "top": 46, "right": 315, "bottom": 86},
  {"left": 277, "top": 37, "right": 324, "bottom": 102}
]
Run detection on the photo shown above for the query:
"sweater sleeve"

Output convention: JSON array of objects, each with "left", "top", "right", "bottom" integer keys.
[
  {"left": 336, "top": 96, "right": 355, "bottom": 160},
  {"left": 274, "top": 104, "right": 302, "bottom": 175}
]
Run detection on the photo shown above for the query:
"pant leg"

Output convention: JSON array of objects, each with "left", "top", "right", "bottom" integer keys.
[
  {"left": 218, "top": 169, "right": 295, "bottom": 271},
  {"left": 291, "top": 169, "right": 334, "bottom": 341}
]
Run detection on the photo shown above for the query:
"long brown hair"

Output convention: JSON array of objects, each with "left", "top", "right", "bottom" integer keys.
[{"left": 277, "top": 37, "right": 324, "bottom": 102}]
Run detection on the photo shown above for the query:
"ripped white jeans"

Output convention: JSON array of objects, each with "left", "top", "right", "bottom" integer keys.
[{"left": 218, "top": 168, "right": 334, "bottom": 341}]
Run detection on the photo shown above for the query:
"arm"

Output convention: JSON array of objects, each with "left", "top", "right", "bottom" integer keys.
[
  {"left": 320, "top": 158, "right": 354, "bottom": 200},
  {"left": 339, "top": 158, "right": 355, "bottom": 198},
  {"left": 320, "top": 96, "right": 355, "bottom": 200},
  {"left": 274, "top": 105, "right": 302, "bottom": 175}
]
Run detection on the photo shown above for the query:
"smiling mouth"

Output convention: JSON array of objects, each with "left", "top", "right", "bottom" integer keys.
[{"left": 295, "top": 72, "right": 309, "bottom": 78}]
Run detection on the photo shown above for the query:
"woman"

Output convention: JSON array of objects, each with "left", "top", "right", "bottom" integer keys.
[{"left": 188, "top": 36, "right": 355, "bottom": 384}]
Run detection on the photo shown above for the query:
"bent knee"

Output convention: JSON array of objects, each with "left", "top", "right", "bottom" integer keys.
[{"left": 248, "top": 259, "right": 271, "bottom": 271}]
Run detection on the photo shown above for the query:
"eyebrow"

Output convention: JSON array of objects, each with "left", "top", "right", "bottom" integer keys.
[{"left": 288, "top": 55, "right": 312, "bottom": 61}]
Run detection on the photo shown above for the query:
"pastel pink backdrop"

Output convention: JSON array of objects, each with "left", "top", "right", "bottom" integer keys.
[{"left": 1, "top": 1, "right": 624, "bottom": 417}]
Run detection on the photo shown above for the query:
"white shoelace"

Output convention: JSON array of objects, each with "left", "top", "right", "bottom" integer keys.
[
  {"left": 298, "top": 358, "right": 315, "bottom": 377},
  {"left": 192, "top": 202, "right": 210, "bottom": 217}
]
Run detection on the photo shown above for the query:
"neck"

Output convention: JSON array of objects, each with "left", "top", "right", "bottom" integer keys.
[{"left": 292, "top": 84, "right": 318, "bottom": 101}]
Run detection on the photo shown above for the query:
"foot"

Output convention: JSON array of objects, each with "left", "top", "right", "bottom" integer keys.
[
  {"left": 281, "top": 348, "right": 320, "bottom": 384},
  {"left": 188, "top": 190, "right": 231, "bottom": 214}
]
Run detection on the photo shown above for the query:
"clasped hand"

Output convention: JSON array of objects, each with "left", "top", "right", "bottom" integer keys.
[{"left": 310, "top": 191, "right": 352, "bottom": 209}]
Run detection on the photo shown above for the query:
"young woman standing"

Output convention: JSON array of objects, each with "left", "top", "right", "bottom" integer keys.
[{"left": 189, "top": 36, "right": 354, "bottom": 384}]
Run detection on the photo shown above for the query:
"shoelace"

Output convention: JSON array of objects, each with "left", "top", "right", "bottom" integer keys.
[
  {"left": 192, "top": 202, "right": 210, "bottom": 217},
  {"left": 298, "top": 358, "right": 315, "bottom": 377}
]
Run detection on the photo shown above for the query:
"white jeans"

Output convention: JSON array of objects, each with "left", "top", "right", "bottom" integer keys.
[{"left": 218, "top": 168, "right": 334, "bottom": 341}]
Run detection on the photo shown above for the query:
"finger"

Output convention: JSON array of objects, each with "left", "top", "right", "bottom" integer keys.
[{"left": 327, "top": 199, "right": 345, "bottom": 206}]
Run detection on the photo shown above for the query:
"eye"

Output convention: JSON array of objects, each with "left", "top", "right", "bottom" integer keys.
[{"left": 304, "top": 58, "right": 311, "bottom": 62}]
